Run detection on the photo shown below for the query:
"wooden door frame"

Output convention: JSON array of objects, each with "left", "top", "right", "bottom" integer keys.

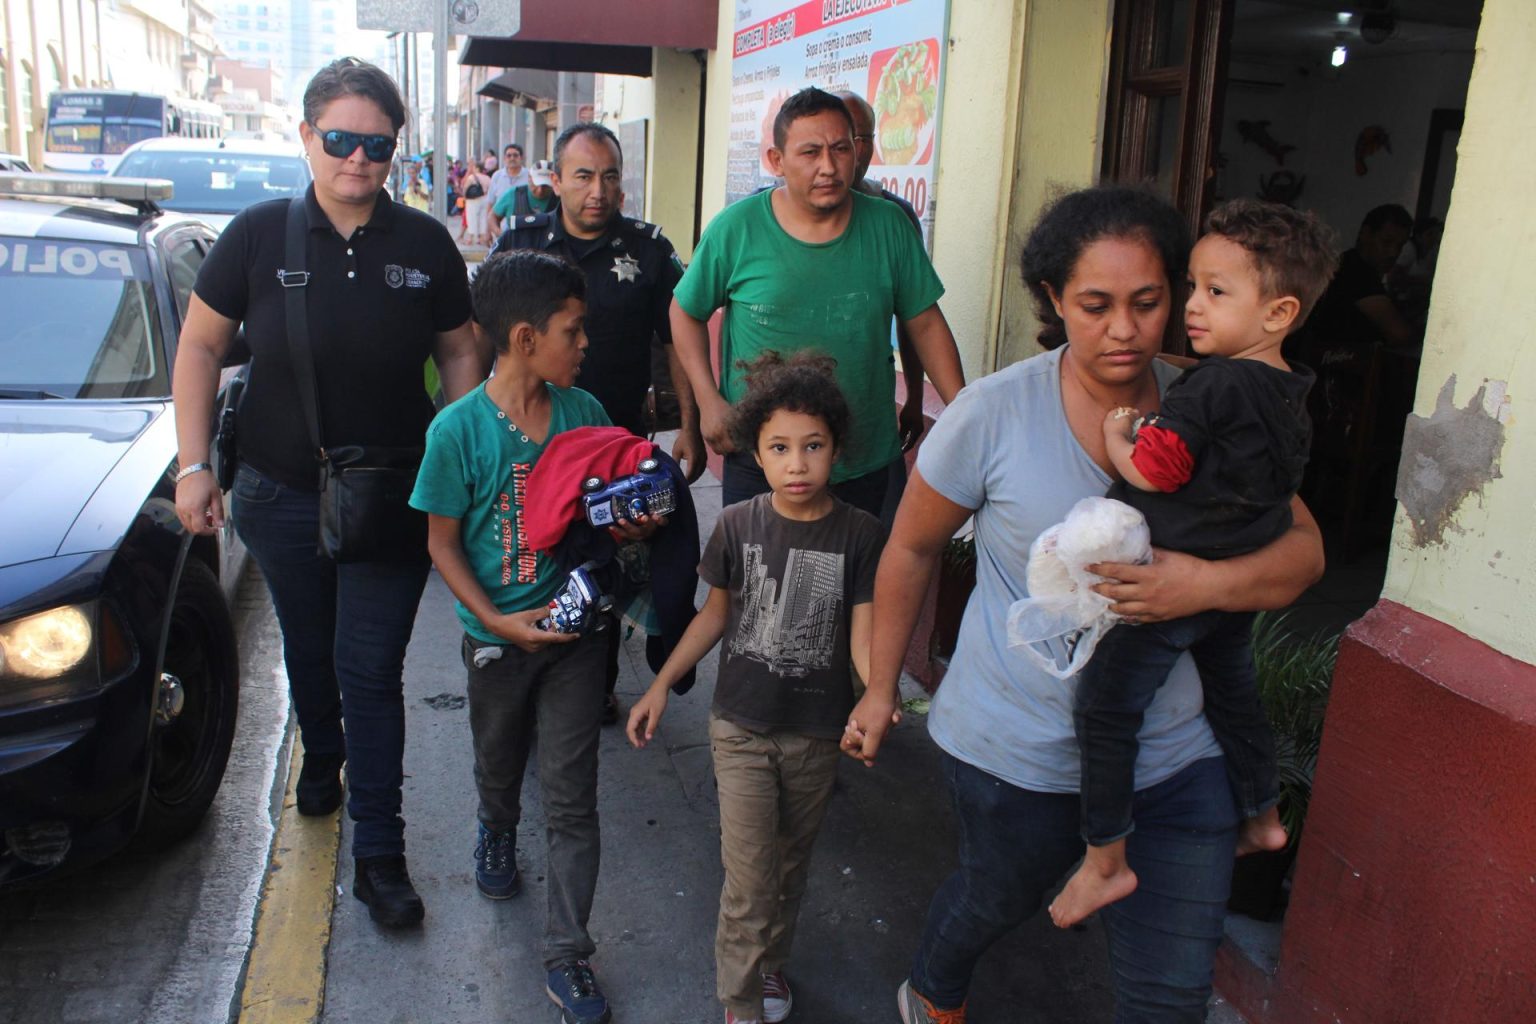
[{"left": 1102, "top": 0, "right": 1235, "bottom": 236}]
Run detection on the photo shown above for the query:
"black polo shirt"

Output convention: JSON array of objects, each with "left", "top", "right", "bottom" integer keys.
[
  {"left": 488, "top": 207, "right": 683, "bottom": 434},
  {"left": 195, "top": 186, "right": 472, "bottom": 490}
]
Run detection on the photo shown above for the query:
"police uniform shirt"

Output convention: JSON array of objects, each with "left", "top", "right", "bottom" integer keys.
[
  {"left": 489, "top": 208, "right": 683, "bottom": 433},
  {"left": 194, "top": 186, "right": 472, "bottom": 490}
]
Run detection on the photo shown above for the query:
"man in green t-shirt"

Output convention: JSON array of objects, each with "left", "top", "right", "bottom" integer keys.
[{"left": 670, "top": 86, "right": 965, "bottom": 521}]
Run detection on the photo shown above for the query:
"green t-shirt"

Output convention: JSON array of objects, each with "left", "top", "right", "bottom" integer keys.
[
  {"left": 673, "top": 189, "right": 944, "bottom": 481},
  {"left": 409, "top": 381, "right": 610, "bottom": 642}
]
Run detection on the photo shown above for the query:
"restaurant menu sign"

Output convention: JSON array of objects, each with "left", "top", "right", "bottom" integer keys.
[{"left": 728, "top": 0, "right": 950, "bottom": 242}]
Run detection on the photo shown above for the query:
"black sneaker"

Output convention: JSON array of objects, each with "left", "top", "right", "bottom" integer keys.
[
  {"left": 295, "top": 751, "right": 344, "bottom": 816},
  {"left": 601, "top": 693, "right": 620, "bottom": 726},
  {"left": 473, "top": 823, "right": 520, "bottom": 899},
  {"left": 353, "top": 854, "right": 425, "bottom": 928},
  {"left": 546, "top": 960, "right": 612, "bottom": 1024}
]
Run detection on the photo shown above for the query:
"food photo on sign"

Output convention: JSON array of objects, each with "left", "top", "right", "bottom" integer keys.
[{"left": 869, "top": 39, "right": 940, "bottom": 167}]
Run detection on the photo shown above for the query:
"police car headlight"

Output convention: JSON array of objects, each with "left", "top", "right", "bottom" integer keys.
[{"left": 0, "top": 604, "right": 109, "bottom": 709}]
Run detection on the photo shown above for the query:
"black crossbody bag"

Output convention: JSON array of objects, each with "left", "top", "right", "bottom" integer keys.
[{"left": 282, "top": 198, "right": 426, "bottom": 563}]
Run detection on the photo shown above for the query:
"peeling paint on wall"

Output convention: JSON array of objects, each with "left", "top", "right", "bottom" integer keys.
[{"left": 1396, "top": 375, "right": 1510, "bottom": 546}]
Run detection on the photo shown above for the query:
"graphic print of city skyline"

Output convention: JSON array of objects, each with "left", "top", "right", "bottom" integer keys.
[{"left": 730, "top": 543, "right": 844, "bottom": 677}]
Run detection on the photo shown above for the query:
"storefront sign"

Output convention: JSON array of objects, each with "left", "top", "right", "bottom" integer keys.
[{"left": 727, "top": 0, "right": 950, "bottom": 243}]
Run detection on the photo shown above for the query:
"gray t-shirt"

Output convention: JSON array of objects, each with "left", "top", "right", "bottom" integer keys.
[
  {"left": 700, "top": 493, "right": 885, "bottom": 740},
  {"left": 916, "top": 347, "right": 1222, "bottom": 794}
]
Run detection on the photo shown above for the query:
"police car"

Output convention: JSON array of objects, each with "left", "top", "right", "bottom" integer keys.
[{"left": 0, "top": 174, "right": 242, "bottom": 886}]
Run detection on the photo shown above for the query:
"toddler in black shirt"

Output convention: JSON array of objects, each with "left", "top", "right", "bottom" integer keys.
[{"left": 1051, "top": 199, "right": 1337, "bottom": 929}]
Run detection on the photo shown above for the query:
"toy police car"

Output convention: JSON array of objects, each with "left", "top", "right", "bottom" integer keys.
[
  {"left": 538, "top": 561, "right": 613, "bottom": 635},
  {"left": 581, "top": 457, "right": 677, "bottom": 528},
  {"left": 0, "top": 174, "right": 242, "bottom": 886}
]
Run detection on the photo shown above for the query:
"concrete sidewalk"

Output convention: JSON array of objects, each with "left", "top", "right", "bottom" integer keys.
[{"left": 303, "top": 462, "right": 1242, "bottom": 1023}]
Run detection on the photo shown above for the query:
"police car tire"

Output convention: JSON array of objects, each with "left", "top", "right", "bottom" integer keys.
[
  {"left": 581, "top": 476, "right": 605, "bottom": 494},
  {"left": 638, "top": 458, "right": 659, "bottom": 473},
  {"left": 134, "top": 560, "right": 240, "bottom": 850}
]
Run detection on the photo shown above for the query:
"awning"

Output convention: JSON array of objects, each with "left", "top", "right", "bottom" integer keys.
[
  {"left": 458, "top": 0, "right": 717, "bottom": 75},
  {"left": 478, "top": 68, "right": 561, "bottom": 105}
]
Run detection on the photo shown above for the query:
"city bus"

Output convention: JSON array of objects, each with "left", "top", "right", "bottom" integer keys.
[{"left": 44, "top": 91, "right": 226, "bottom": 173}]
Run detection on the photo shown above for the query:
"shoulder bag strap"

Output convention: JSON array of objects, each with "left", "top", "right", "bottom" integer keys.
[{"left": 281, "top": 197, "right": 323, "bottom": 461}]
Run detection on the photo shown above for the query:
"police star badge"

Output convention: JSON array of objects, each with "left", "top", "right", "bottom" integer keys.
[{"left": 610, "top": 253, "right": 641, "bottom": 283}]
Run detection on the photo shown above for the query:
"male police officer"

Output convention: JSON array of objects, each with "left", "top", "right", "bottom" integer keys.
[
  {"left": 488, "top": 122, "right": 704, "bottom": 723},
  {"left": 489, "top": 123, "right": 702, "bottom": 468}
]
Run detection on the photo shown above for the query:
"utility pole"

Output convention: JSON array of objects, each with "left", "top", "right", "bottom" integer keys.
[{"left": 431, "top": 4, "right": 447, "bottom": 222}]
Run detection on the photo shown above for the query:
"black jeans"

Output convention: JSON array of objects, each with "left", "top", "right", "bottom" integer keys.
[
  {"left": 721, "top": 450, "right": 900, "bottom": 522},
  {"left": 462, "top": 630, "right": 606, "bottom": 969},
  {"left": 231, "top": 464, "right": 430, "bottom": 859},
  {"left": 1075, "top": 610, "right": 1278, "bottom": 843}
]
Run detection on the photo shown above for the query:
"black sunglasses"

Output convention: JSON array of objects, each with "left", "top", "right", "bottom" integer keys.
[{"left": 317, "top": 128, "right": 397, "bottom": 163}]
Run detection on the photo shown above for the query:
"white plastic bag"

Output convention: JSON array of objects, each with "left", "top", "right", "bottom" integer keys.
[{"left": 1007, "top": 497, "right": 1151, "bottom": 679}]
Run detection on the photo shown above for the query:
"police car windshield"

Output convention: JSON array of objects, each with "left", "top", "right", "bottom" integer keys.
[
  {"left": 0, "top": 237, "right": 169, "bottom": 398},
  {"left": 115, "top": 151, "right": 307, "bottom": 213}
]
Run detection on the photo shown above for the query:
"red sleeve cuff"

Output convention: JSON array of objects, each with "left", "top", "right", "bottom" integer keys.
[{"left": 1129, "top": 423, "right": 1194, "bottom": 492}]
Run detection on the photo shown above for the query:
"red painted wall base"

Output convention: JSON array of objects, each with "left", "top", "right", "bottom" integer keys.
[{"left": 1217, "top": 599, "right": 1536, "bottom": 1023}]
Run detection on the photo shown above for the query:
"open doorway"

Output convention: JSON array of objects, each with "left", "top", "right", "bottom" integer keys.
[
  {"left": 1105, "top": 0, "right": 1485, "bottom": 637},
  {"left": 1216, "top": 0, "right": 1482, "bottom": 634}
]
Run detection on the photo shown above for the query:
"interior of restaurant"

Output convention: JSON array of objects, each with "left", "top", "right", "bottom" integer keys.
[{"left": 1204, "top": 0, "right": 1482, "bottom": 633}]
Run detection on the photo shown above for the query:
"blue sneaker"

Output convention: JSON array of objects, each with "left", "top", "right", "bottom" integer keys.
[
  {"left": 473, "top": 824, "right": 520, "bottom": 899},
  {"left": 546, "top": 960, "right": 611, "bottom": 1024}
]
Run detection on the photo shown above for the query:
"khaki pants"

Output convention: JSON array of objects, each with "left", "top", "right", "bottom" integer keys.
[{"left": 709, "top": 714, "right": 842, "bottom": 1019}]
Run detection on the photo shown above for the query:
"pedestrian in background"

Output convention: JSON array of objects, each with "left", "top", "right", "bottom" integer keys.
[
  {"left": 460, "top": 157, "right": 493, "bottom": 247},
  {"left": 171, "top": 56, "right": 487, "bottom": 931},
  {"left": 627, "top": 352, "right": 884, "bottom": 1024},
  {"left": 494, "top": 158, "right": 558, "bottom": 223},
  {"left": 400, "top": 157, "right": 430, "bottom": 212}
]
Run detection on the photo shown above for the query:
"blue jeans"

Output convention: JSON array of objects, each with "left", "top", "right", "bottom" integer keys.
[
  {"left": 1076, "top": 611, "right": 1278, "bottom": 843},
  {"left": 232, "top": 464, "right": 430, "bottom": 859},
  {"left": 721, "top": 450, "right": 900, "bottom": 522},
  {"left": 911, "top": 753, "right": 1238, "bottom": 1021}
]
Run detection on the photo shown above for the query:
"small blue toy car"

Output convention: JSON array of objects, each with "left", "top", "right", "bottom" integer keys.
[
  {"left": 538, "top": 561, "right": 613, "bottom": 634},
  {"left": 581, "top": 457, "right": 676, "bottom": 528}
]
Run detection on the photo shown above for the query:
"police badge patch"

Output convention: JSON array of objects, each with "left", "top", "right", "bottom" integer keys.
[
  {"left": 385, "top": 264, "right": 405, "bottom": 288},
  {"left": 610, "top": 253, "right": 641, "bottom": 283}
]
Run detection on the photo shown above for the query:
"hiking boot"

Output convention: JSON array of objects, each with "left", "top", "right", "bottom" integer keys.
[
  {"left": 546, "top": 960, "right": 612, "bottom": 1024},
  {"left": 761, "top": 969, "right": 793, "bottom": 1023},
  {"left": 295, "top": 751, "right": 344, "bottom": 816},
  {"left": 473, "top": 823, "right": 520, "bottom": 899},
  {"left": 352, "top": 854, "right": 425, "bottom": 928},
  {"left": 897, "top": 979, "right": 966, "bottom": 1024}
]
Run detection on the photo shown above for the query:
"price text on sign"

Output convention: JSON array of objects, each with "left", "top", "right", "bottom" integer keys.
[{"left": 876, "top": 174, "right": 929, "bottom": 220}]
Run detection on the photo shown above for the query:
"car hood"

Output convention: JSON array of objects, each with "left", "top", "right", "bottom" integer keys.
[{"left": 0, "top": 402, "right": 166, "bottom": 566}]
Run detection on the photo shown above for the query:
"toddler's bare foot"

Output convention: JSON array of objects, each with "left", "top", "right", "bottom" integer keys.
[
  {"left": 1049, "top": 860, "right": 1138, "bottom": 928},
  {"left": 1236, "top": 808, "right": 1289, "bottom": 856}
]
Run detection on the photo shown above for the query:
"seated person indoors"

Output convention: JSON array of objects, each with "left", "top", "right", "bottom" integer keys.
[
  {"left": 1049, "top": 199, "right": 1337, "bottom": 928},
  {"left": 409, "top": 250, "right": 660, "bottom": 1024},
  {"left": 1303, "top": 202, "right": 1417, "bottom": 353}
]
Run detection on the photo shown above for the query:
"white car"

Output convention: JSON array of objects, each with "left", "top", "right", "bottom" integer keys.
[{"left": 110, "top": 136, "right": 310, "bottom": 232}]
